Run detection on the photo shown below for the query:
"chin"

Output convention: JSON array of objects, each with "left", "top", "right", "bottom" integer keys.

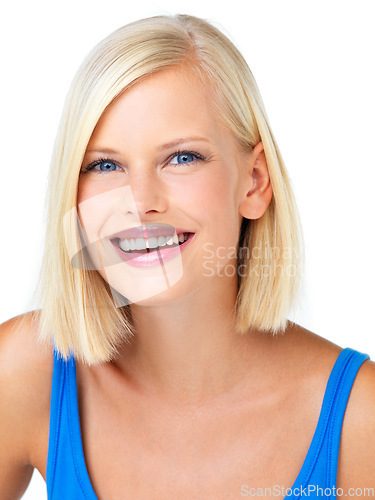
[{"left": 125, "top": 280, "right": 198, "bottom": 309}]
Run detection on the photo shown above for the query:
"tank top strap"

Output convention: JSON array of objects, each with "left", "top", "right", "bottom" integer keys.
[
  {"left": 46, "top": 349, "right": 65, "bottom": 497},
  {"left": 324, "top": 348, "right": 370, "bottom": 483},
  {"left": 291, "top": 347, "right": 370, "bottom": 496},
  {"left": 46, "top": 348, "right": 98, "bottom": 499}
]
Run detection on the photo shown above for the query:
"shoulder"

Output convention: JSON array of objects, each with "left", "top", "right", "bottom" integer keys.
[
  {"left": 337, "top": 352, "right": 375, "bottom": 489},
  {"left": 284, "top": 323, "right": 375, "bottom": 486},
  {"left": 0, "top": 310, "right": 54, "bottom": 387},
  {"left": 0, "top": 311, "right": 53, "bottom": 467}
]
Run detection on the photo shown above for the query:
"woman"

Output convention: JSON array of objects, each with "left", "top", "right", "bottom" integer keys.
[{"left": 1, "top": 13, "right": 374, "bottom": 499}]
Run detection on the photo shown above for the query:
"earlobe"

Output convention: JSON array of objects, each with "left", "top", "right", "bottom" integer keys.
[{"left": 239, "top": 141, "right": 273, "bottom": 220}]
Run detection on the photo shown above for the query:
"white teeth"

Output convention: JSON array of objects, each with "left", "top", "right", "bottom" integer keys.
[
  {"left": 135, "top": 238, "right": 146, "bottom": 250},
  {"left": 119, "top": 239, "right": 129, "bottom": 251},
  {"left": 147, "top": 237, "right": 159, "bottom": 249},
  {"left": 118, "top": 232, "right": 190, "bottom": 252}
]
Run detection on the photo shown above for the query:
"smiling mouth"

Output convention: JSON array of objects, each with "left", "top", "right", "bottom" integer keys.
[{"left": 111, "top": 232, "right": 194, "bottom": 254}]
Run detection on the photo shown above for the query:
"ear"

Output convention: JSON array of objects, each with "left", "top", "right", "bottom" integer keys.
[{"left": 238, "top": 141, "right": 273, "bottom": 220}]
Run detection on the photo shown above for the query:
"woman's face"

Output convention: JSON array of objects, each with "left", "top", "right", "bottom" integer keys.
[{"left": 76, "top": 66, "right": 252, "bottom": 306}]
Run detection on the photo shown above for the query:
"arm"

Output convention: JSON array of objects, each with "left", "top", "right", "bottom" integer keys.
[{"left": 0, "top": 313, "right": 49, "bottom": 499}]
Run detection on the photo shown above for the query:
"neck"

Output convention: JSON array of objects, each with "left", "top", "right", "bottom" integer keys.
[{"left": 114, "top": 276, "right": 272, "bottom": 404}]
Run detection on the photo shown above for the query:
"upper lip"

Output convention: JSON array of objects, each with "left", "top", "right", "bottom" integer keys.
[{"left": 108, "top": 224, "right": 194, "bottom": 241}]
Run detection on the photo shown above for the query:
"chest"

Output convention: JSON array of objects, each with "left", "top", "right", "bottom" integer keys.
[
  {"left": 81, "top": 413, "right": 308, "bottom": 499},
  {"left": 36, "top": 379, "right": 320, "bottom": 500}
]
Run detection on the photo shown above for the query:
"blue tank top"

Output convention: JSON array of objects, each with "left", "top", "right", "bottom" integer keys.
[{"left": 46, "top": 347, "right": 370, "bottom": 499}]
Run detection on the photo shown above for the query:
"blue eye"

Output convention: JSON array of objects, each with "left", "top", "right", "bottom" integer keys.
[
  {"left": 95, "top": 160, "right": 119, "bottom": 172},
  {"left": 83, "top": 159, "right": 122, "bottom": 174},
  {"left": 169, "top": 151, "right": 204, "bottom": 166},
  {"left": 171, "top": 153, "right": 195, "bottom": 164}
]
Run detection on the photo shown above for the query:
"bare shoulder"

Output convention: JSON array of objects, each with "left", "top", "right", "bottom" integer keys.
[
  {"left": 0, "top": 311, "right": 53, "bottom": 496},
  {"left": 286, "top": 321, "right": 375, "bottom": 488},
  {"left": 0, "top": 310, "right": 53, "bottom": 391},
  {"left": 337, "top": 353, "right": 375, "bottom": 489},
  {"left": 277, "top": 321, "right": 344, "bottom": 372},
  {"left": 0, "top": 310, "right": 52, "bottom": 362}
]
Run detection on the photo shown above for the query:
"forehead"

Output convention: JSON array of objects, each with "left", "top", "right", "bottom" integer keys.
[{"left": 87, "top": 67, "right": 227, "bottom": 148}]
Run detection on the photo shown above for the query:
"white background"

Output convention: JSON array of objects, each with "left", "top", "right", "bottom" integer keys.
[{"left": 0, "top": 0, "right": 374, "bottom": 497}]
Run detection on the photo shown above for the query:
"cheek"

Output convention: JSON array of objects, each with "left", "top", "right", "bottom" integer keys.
[
  {"left": 191, "top": 170, "right": 238, "bottom": 217},
  {"left": 182, "top": 171, "right": 240, "bottom": 241},
  {"left": 77, "top": 176, "right": 108, "bottom": 204},
  {"left": 76, "top": 179, "right": 110, "bottom": 239},
  {"left": 207, "top": 174, "right": 241, "bottom": 244},
  {"left": 77, "top": 177, "right": 89, "bottom": 205}
]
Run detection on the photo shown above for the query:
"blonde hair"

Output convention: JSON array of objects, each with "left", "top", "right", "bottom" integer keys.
[{"left": 20, "top": 14, "right": 304, "bottom": 364}]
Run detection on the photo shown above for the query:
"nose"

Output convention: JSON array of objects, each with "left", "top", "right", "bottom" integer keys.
[{"left": 127, "top": 169, "right": 168, "bottom": 217}]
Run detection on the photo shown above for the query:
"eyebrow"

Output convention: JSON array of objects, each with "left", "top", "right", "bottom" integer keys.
[
  {"left": 86, "top": 137, "right": 211, "bottom": 155},
  {"left": 157, "top": 136, "right": 211, "bottom": 152},
  {"left": 86, "top": 147, "right": 120, "bottom": 155}
]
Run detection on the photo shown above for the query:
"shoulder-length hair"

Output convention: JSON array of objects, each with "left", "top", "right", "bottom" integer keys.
[{"left": 21, "top": 14, "right": 304, "bottom": 364}]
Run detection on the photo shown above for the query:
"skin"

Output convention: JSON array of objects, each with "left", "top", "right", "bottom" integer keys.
[
  {"left": 1, "top": 65, "right": 374, "bottom": 499},
  {"left": 78, "top": 65, "right": 274, "bottom": 403}
]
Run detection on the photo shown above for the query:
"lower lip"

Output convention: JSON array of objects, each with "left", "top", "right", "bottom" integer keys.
[{"left": 110, "top": 233, "right": 195, "bottom": 268}]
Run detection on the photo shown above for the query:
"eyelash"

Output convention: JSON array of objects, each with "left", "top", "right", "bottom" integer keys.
[{"left": 82, "top": 150, "right": 206, "bottom": 175}]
